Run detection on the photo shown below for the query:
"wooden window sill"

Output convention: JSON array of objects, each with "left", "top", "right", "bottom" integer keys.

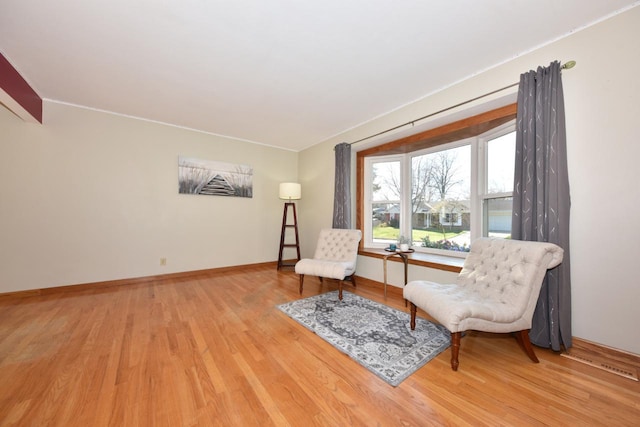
[{"left": 359, "top": 248, "right": 464, "bottom": 273}]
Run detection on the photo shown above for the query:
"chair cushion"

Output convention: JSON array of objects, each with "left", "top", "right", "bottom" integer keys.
[
  {"left": 404, "top": 281, "right": 524, "bottom": 332},
  {"left": 295, "top": 259, "right": 355, "bottom": 280}
]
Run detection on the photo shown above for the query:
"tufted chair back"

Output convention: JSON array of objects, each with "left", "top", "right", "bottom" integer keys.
[
  {"left": 456, "top": 238, "right": 564, "bottom": 326},
  {"left": 313, "top": 228, "right": 362, "bottom": 263}
]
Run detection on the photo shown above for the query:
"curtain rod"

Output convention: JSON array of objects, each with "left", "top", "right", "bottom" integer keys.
[{"left": 347, "top": 60, "right": 576, "bottom": 146}]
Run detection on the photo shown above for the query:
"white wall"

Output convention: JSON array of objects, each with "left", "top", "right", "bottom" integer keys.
[
  {"left": 299, "top": 7, "right": 640, "bottom": 354},
  {"left": 0, "top": 101, "right": 298, "bottom": 293}
]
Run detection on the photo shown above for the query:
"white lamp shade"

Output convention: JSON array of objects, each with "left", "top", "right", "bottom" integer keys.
[{"left": 279, "top": 182, "right": 301, "bottom": 200}]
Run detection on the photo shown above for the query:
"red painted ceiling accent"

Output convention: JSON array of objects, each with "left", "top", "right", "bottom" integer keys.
[{"left": 0, "top": 53, "right": 42, "bottom": 123}]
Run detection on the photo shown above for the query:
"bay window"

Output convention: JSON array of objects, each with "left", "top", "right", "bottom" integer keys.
[{"left": 357, "top": 104, "right": 517, "bottom": 257}]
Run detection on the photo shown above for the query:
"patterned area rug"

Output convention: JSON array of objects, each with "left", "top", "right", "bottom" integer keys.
[{"left": 277, "top": 291, "right": 450, "bottom": 386}]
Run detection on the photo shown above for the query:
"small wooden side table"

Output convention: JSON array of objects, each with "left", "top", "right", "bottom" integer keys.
[{"left": 382, "top": 249, "right": 413, "bottom": 299}]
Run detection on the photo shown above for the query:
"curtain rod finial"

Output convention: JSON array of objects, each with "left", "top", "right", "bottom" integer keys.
[{"left": 562, "top": 60, "right": 576, "bottom": 69}]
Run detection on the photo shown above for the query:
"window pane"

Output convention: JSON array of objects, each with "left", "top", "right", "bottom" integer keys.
[
  {"left": 483, "top": 197, "right": 513, "bottom": 238},
  {"left": 371, "top": 160, "right": 400, "bottom": 244},
  {"left": 487, "top": 132, "right": 515, "bottom": 194},
  {"left": 372, "top": 203, "right": 400, "bottom": 243},
  {"left": 372, "top": 161, "right": 400, "bottom": 202},
  {"left": 411, "top": 145, "right": 471, "bottom": 252}
]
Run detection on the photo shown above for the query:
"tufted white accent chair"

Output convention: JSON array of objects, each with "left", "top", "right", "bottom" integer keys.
[
  {"left": 404, "top": 237, "right": 564, "bottom": 371},
  {"left": 295, "top": 228, "right": 362, "bottom": 300}
]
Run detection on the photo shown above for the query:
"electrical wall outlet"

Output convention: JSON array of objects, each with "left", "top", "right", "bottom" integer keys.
[{"left": 160, "top": 257, "right": 167, "bottom": 266}]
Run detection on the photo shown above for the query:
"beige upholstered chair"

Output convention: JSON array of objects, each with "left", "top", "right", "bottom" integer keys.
[
  {"left": 295, "top": 228, "right": 362, "bottom": 300},
  {"left": 404, "top": 237, "right": 564, "bottom": 371}
]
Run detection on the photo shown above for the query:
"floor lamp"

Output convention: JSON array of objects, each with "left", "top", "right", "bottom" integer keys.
[{"left": 277, "top": 182, "right": 301, "bottom": 270}]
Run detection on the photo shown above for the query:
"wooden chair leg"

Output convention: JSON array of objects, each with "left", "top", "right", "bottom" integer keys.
[
  {"left": 514, "top": 329, "right": 539, "bottom": 363},
  {"left": 409, "top": 302, "right": 417, "bottom": 330},
  {"left": 451, "top": 332, "right": 461, "bottom": 371},
  {"left": 336, "top": 275, "right": 357, "bottom": 301},
  {"left": 299, "top": 274, "right": 304, "bottom": 295},
  {"left": 409, "top": 304, "right": 460, "bottom": 371}
]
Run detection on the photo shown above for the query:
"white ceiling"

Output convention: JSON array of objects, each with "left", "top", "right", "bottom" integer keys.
[{"left": 1, "top": 1, "right": 638, "bottom": 151}]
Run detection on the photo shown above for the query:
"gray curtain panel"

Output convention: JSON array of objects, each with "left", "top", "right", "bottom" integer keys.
[
  {"left": 513, "top": 60, "right": 572, "bottom": 351},
  {"left": 332, "top": 142, "right": 351, "bottom": 229}
]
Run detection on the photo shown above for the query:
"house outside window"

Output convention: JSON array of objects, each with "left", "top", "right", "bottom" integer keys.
[
  {"left": 442, "top": 212, "right": 461, "bottom": 226},
  {"left": 362, "top": 120, "right": 515, "bottom": 257}
]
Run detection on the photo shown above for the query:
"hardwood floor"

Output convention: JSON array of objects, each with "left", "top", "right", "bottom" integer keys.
[{"left": 1, "top": 265, "right": 639, "bottom": 426}]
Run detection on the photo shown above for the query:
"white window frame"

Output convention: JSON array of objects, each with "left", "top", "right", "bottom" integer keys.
[
  {"left": 478, "top": 122, "right": 516, "bottom": 238},
  {"left": 363, "top": 154, "right": 403, "bottom": 247},
  {"left": 363, "top": 120, "right": 516, "bottom": 257}
]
